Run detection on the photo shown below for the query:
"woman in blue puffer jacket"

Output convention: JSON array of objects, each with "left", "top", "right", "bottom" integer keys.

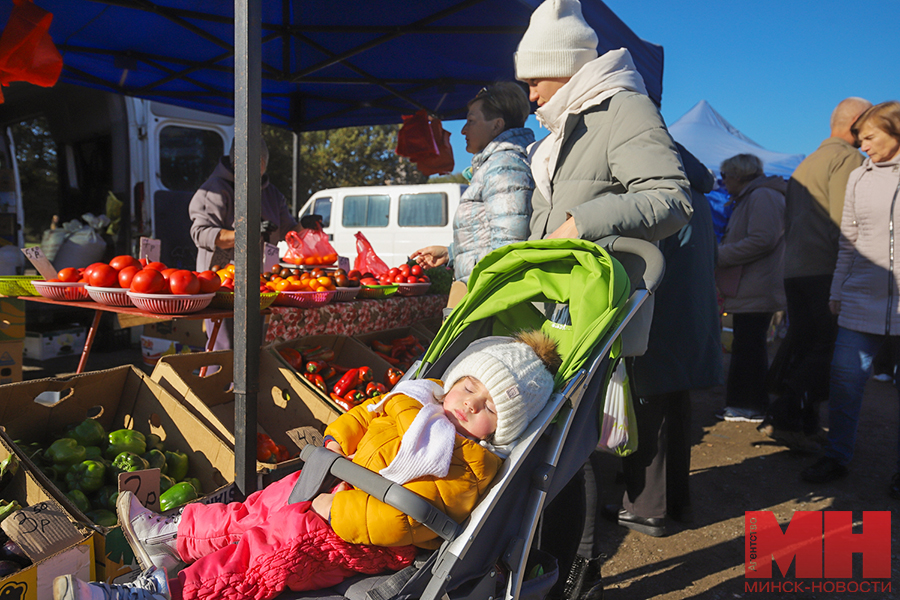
[{"left": 413, "top": 82, "right": 535, "bottom": 283}]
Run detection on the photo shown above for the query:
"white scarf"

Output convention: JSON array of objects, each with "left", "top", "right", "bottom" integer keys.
[
  {"left": 530, "top": 48, "right": 648, "bottom": 205},
  {"left": 368, "top": 379, "right": 456, "bottom": 484}
]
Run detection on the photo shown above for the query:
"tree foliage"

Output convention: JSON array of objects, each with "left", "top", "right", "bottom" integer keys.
[
  {"left": 263, "top": 124, "right": 428, "bottom": 209},
  {"left": 10, "top": 117, "right": 57, "bottom": 242}
]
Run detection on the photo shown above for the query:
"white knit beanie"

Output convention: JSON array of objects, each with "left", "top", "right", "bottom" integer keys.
[
  {"left": 514, "top": 0, "right": 599, "bottom": 81},
  {"left": 442, "top": 337, "right": 554, "bottom": 446}
]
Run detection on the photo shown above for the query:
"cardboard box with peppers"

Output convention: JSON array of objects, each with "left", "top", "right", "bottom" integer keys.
[{"left": 367, "top": 334, "right": 427, "bottom": 372}]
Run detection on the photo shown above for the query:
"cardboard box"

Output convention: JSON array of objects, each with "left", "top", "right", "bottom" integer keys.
[
  {"left": 150, "top": 349, "right": 340, "bottom": 478},
  {"left": 23, "top": 327, "right": 87, "bottom": 361},
  {"left": 268, "top": 334, "right": 393, "bottom": 412},
  {"left": 0, "top": 366, "right": 237, "bottom": 581},
  {"left": 354, "top": 326, "right": 432, "bottom": 364},
  {"left": 411, "top": 316, "right": 442, "bottom": 340},
  {"left": 0, "top": 429, "right": 95, "bottom": 599},
  {"left": 0, "top": 340, "right": 22, "bottom": 384},
  {"left": 0, "top": 298, "right": 24, "bottom": 341},
  {"left": 142, "top": 319, "right": 207, "bottom": 348},
  {"left": 140, "top": 335, "right": 199, "bottom": 367}
]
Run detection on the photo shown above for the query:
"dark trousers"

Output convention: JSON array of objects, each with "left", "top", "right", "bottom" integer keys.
[
  {"left": 621, "top": 391, "right": 692, "bottom": 519},
  {"left": 726, "top": 312, "right": 773, "bottom": 413},
  {"left": 766, "top": 276, "right": 836, "bottom": 432}
]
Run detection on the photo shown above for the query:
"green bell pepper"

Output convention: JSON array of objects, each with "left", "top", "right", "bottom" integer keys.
[
  {"left": 92, "top": 485, "right": 119, "bottom": 512},
  {"left": 0, "top": 499, "right": 21, "bottom": 524},
  {"left": 68, "top": 418, "right": 107, "bottom": 448},
  {"left": 164, "top": 450, "right": 189, "bottom": 482},
  {"left": 159, "top": 474, "right": 176, "bottom": 494},
  {"left": 45, "top": 438, "right": 87, "bottom": 466},
  {"left": 65, "top": 460, "right": 106, "bottom": 494},
  {"left": 13, "top": 440, "right": 43, "bottom": 462},
  {"left": 182, "top": 477, "right": 202, "bottom": 495},
  {"left": 0, "top": 454, "right": 19, "bottom": 495},
  {"left": 86, "top": 509, "right": 118, "bottom": 527},
  {"left": 105, "top": 429, "right": 146, "bottom": 459},
  {"left": 146, "top": 433, "right": 165, "bottom": 453},
  {"left": 83, "top": 446, "right": 103, "bottom": 461},
  {"left": 159, "top": 481, "right": 197, "bottom": 513},
  {"left": 142, "top": 449, "right": 167, "bottom": 472},
  {"left": 111, "top": 452, "right": 149, "bottom": 479},
  {"left": 66, "top": 489, "right": 91, "bottom": 514}
]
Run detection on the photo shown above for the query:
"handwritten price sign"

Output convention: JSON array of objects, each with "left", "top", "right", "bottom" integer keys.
[
  {"left": 1, "top": 500, "right": 84, "bottom": 559},
  {"left": 263, "top": 243, "right": 279, "bottom": 273},
  {"left": 118, "top": 468, "right": 161, "bottom": 512},
  {"left": 139, "top": 237, "right": 161, "bottom": 263},
  {"left": 20, "top": 246, "right": 58, "bottom": 280}
]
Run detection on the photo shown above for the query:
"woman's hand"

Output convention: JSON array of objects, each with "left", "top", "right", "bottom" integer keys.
[
  {"left": 547, "top": 217, "right": 579, "bottom": 239},
  {"left": 411, "top": 246, "right": 449, "bottom": 268},
  {"left": 829, "top": 300, "right": 841, "bottom": 315},
  {"left": 215, "top": 229, "right": 236, "bottom": 249}
]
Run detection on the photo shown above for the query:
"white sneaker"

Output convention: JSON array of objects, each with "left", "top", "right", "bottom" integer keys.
[
  {"left": 53, "top": 565, "right": 170, "bottom": 600},
  {"left": 716, "top": 407, "right": 765, "bottom": 423},
  {"left": 117, "top": 491, "right": 184, "bottom": 574}
]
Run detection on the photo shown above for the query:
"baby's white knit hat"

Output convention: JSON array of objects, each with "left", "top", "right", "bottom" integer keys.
[
  {"left": 442, "top": 336, "right": 554, "bottom": 446},
  {"left": 514, "top": 0, "right": 599, "bottom": 81}
]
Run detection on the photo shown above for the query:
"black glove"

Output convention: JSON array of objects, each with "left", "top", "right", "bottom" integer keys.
[{"left": 260, "top": 220, "right": 277, "bottom": 238}]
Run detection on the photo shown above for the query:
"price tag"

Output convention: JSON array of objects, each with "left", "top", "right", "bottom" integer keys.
[
  {"left": 20, "top": 246, "right": 58, "bottom": 280},
  {"left": 139, "top": 237, "right": 161, "bottom": 263},
  {"left": 338, "top": 256, "right": 350, "bottom": 273},
  {"left": 262, "top": 243, "right": 279, "bottom": 273},
  {"left": 1, "top": 500, "right": 84, "bottom": 560},
  {"left": 118, "top": 468, "right": 161, "bottom": 512}
]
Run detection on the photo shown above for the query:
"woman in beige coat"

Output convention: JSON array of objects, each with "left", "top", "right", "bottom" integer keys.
[
  {"left": 716, "top": 154, "right": 786, "bottom": 422},
  {"left": 802, "top": 101, "right": 900, "bottom": 496}
]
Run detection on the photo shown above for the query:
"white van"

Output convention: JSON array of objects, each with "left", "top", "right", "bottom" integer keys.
[{"left": 296, "top": 183, "right": 466, "bottom": 266}]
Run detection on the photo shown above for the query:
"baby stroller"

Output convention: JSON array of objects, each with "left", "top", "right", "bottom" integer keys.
[{"left": 288, "top": 237, "right": 664, "bottom": 600}]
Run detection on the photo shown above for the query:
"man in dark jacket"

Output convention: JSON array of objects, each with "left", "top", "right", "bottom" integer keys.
[{"left": 759, "top": 97, "right": 870, "bottom": 446}]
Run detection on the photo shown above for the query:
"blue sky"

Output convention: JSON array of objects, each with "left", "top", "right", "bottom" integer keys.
[{"left": 443, "top": 0, "right": 897, "bottom": 171}]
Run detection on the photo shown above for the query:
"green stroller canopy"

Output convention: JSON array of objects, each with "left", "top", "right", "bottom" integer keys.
[{"left": 423, "top": 239, "right": 631, "bottom": 386}]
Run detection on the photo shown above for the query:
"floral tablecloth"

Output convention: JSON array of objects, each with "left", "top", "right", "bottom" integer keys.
[{"left": 265, "top": 294, "right": 447, "bottom": 342}]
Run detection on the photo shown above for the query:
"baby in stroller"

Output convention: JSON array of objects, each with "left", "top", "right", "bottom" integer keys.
[{"left": 54, "top": 331, "right": 561, "bottom": 600}]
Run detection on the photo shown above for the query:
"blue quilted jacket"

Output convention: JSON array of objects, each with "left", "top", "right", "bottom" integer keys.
[{"left": 448, "top": 127, "right": 535, "bottom": 282}]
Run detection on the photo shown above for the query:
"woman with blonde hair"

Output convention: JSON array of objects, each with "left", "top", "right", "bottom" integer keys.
[{"left": 802, "top": 101, "right": 900, "bottom": 496}]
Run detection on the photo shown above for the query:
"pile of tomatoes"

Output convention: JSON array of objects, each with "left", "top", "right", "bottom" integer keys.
[
  {"left": 53, "top": 256, "right": 222, "bottom": 296},
  {"left": 262, "top": 265, "right": 361, "bottom": 293},
  {"left": 358, "top": 263, "right": 430, "bottom": 287}
]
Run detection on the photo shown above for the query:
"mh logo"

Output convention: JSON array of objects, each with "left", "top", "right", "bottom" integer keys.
[{"left": 745, "top": 511, "right": 891, "bottom": 579}]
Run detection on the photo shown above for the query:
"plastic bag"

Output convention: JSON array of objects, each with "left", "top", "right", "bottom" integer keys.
[
  {"left": 597, "top": 360, "right": 638, "bottom": 456},
  {"left": 283, "top": 221, "right": 338, "bottom": 266},
  {"left": 396, "top": 110, "right": 454, "bottom": 176},
  {"left": 353, "top": 231, "right": 389, "bottom": 276},
  {"left": 47, "top": 213, "right": 110, "bottom": 269},
  {"left": 0, "top": 0, "right": 63, "bottom": 103}
]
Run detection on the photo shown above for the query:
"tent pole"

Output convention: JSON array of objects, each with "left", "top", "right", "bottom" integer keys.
[
  {"left": 292, "top": 131, "right": 300, "bottom": 217},
  {"left": 233, "top": 0, "right": 262, "bottom": 498}
]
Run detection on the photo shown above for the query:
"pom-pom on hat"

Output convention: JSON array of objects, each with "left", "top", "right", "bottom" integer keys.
[
  {"left": 514, "top": 0, "right": 599, "bottom": 81},
  {"left": 442, "top": 332, "right": 559, "bottom": 446}
]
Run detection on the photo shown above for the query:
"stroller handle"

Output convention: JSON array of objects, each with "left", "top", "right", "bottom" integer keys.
[{"left": 595, "top": 235, "right": 665, "bottom": 294}]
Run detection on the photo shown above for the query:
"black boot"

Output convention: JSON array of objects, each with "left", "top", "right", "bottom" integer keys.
[{"left": 558, "top": 554, "right": 604, "bottom": 600}]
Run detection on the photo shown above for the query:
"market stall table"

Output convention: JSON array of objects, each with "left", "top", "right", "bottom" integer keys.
[
  {"left": 265, "top": 293, "right": 446, "bottom": 342},
  {"left": 22, "top": 296, "right": 236, "bottom": 374}
]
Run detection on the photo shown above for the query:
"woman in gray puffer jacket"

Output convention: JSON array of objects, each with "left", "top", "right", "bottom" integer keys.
[{"left": 413, "top": 83, "right": 534, "bottom": 283}]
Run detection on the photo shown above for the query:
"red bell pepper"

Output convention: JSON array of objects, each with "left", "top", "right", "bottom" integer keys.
[
  {"left": 385, "top": 367, "right": 404, "bottom": 386},
  {"left": 330, "top": 392, "right": 355, "bottom": 412},
  {"left": 306, "top": 360, "right": 328, "bottom": 374},
  {"left": 372, "top": 340, "right": 393, "bottom": 355},
  {"left": 357, "top": 366, "right": 374, "bottom": 385},
  {"left": 332, "top": 368, "right": 360, "bottom": 396},
  {"left": 366, "top": 382, "right": 387, "bottom": 398},
  {"left": 374, "top": 350, "right": 400, "bottom": 365},
  {"left": 304, "top": 372, "right": 326, "bottom": 392},
  {"left": 320, "top": 366, "right": 336, "bottom": 381},
  {"left": 306, "top": 347, "right": 336, "bottom": 362},
  {"left": 345, "top": 390, "right": 366, "bottom": 405}
]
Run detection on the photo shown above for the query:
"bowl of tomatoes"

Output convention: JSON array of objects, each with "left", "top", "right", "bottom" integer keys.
[
  {"left": 85, "top": 286, "right": 134, "bottom": 307},
  {"left": 126, "top": 292, "right": 216, "bottom": 314},
  {"left": 32, "top": 281, "right": 90, "bottom": 301}
]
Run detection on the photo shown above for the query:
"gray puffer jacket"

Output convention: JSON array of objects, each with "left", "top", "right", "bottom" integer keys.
[
  {"left": 717, "top": 174, "right": 787, "bottom": 313},
  {"left": 449, "top": 127, "right": 535, "bottom": 282},
  {"left": 830, "top": 157, "right": 900, "bottom": 335}
]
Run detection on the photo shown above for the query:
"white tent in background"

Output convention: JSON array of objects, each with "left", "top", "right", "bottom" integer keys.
[{"left": 669, "top": 100, "right": 805, "bottom": 177}]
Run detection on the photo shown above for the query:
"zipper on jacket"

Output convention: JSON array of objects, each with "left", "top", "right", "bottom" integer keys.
[{"left": 887, "top": 179, "right": 900, "bottom": 335}]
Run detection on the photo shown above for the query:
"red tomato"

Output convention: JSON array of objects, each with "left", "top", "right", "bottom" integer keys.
[
  {"left": 196, "top": 270, "right": 222, "bottom": 293},
  {"left": 57, "top": 267, "right": 81, "bottom": 283},
  {"left": 388, "top": 267, "right": 400, "bottom": 277},
  {"left": 160, "top": 268, "right": 179, "bottom": 281},
  {"left": 399, "top": 264, "right": 410, "bottom": 276},
  {"left": 360, "top": 277, "right": 379, "bottom": 286},
  {"left": 393, "top": 274, "right": 406, "bottom": 283},
  {"left": 145, "top": 261, "right": 168, "bottom": 272},
  {"left": 347, "top": 270, "right": 362, "bottom": 280},
  {"left": 87, "top": 264, "right": 120, "bottom": 288},
  {"left": 130, "top": 268, "right": 166, "bottom": 294},
  {"left": 406, "top": 276, "right": 418, "bottom": 283},
  {"left": 109, "top": 255, "right": 142, "bottom": 272},
  {"left": 117, "top": 265, "right": 140, "bottom": 289},
  {"left": 82, "top": 262, "right": 107, "bottom": 283},
  {"left": 139, "top": 258, "right": 149, "bottom": 267},
  {"left": 168, "top": 270, "right": 201, "bottom": 295},
  {"left": 410, "top": 264, "right": 423, "bottom": 277}
]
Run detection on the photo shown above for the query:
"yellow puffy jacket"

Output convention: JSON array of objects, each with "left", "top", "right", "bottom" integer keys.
[{"left": 324, "top": 390, "right": 502, "bottom": 549}]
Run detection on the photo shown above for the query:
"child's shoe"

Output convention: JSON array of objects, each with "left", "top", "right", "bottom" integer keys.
[
  {"left": 53, "top": 565, "right": 170, "bottom": 599},
  {"left": 117, "top": 491, "right": 185, "bottom": 573}
]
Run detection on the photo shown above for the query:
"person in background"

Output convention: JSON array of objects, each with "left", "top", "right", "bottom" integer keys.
[
  {"left": 801, "top": 101, "right": 900, "bottom": 498},
  {"left": 511, "top": 0, "right": 692, "bottom": 597},
  {"left": 759, "top": 97, "right": 871, "bottom": 448},
  {"left": 601, "top": 142, "right": 723, "bottom": 538},
  {"left": 188, "top": 135, "right": 300, "bottom": 351},
  {"left": 411, "top": 82, "right": 534, "bottom": 293},
  {"left": 715, "top": 154, "right": 786, "bottom": 422}
]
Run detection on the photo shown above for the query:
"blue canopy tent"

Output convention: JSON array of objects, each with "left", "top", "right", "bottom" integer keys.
[{"left": 0, "top": 0, "right": 664, "bottom": 494}]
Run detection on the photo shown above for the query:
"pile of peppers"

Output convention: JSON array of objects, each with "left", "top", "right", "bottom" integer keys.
[
  {"left": 368, "top": 334, "right": 426, "bottom": 371},
  {"left": 14, "top": 418, "right": 202, "bottom": 526}
]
